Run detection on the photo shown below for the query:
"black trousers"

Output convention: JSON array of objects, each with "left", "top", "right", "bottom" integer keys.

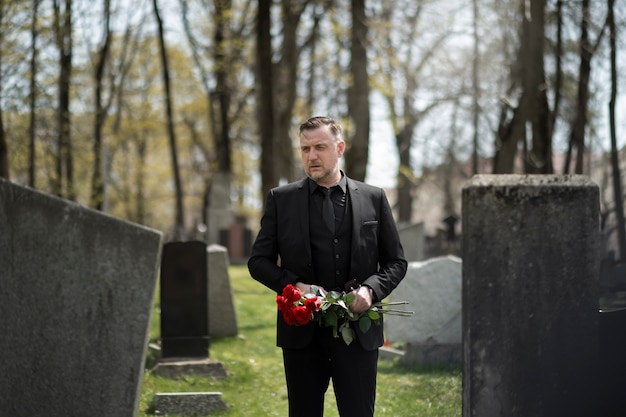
[{"left": 282, "top": 325, "right": 378, "bottom": 417}]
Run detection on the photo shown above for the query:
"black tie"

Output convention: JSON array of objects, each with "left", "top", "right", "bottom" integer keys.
[{"left": 323, "top": 187, "right": 335, "bottom": 234}]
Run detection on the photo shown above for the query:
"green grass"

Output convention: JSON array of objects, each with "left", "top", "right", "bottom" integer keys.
[{"left": 138, "top": 265, "right": 462, "bottom": 416}]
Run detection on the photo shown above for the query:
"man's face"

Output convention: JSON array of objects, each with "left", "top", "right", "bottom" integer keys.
[{"left": 300, "top": 125, "right": 345, "bottom": 187}]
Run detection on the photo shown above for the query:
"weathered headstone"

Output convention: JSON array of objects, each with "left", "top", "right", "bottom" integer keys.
[
  {"left": 386, "top": 256, "right": 462, "bottom": 365},
  {"left": 0, "top": 179, "right": 162, "bottom": 417},
  {"left": 599, "top": 307, "right": 626, "bottom": 416},
  {"left": 462, "top": 174, "right": 600, "bottom": 417},
  {"left": 398, "top": 222, "right": 425, "bottom": 262},
  {"left": 154, "top": 392, "right": 227, "bottom": 415},
  {"left": 207, "top": 172, "right": 234, "bottom": 245},
  {"left": 160, "top": 241, "right": 209, "bottom": 357},
  {"left": 208, "top": 244, "right": 238, "bottom": 337}
]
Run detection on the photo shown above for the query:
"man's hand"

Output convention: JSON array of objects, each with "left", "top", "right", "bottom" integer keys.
[
  {"left": 295, "top": 282, "right": 326, "bottom": 296},
  {"left": 349, "top": 285, "right": 373, "bottom": 314}
]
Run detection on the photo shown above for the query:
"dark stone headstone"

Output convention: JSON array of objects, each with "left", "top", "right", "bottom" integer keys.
[
  {"left": 160, "top": 241, "right": 209, "bottom": 357},
  {"left": 0, "top": 179, "right": 162, "bottom": 417},
  {"left": 599, "top": 307, "right": 626, "bottom": 416},
  {"left": 462, "top": 175, "right": 600, "bottom": 417}
]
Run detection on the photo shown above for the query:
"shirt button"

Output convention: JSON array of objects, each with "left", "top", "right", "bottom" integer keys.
[
  {"left": 333, "top": 239, "right": 338, "bottom": 244},
  {"left": 335, "top": 254, "right": 340, "bottom": 259}
]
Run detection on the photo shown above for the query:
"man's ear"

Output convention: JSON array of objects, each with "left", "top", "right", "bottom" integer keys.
[{"left": 337, "top": 140, "right": 346, "bottom": 157}]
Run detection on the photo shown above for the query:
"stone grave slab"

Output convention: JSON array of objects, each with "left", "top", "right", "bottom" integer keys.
[
  {"left": 208, "top": 244, "right": 238, "bottom": 337},
  {"left": 0, "top": 179, "right": 162, "bottom": 417},
  {"left": 385, "top": 255, "right": 462, "bottom": 365}
]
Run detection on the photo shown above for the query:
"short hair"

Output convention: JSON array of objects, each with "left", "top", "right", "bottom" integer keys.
[{"left": 299, "top": 116, "right": 343, "bottom": 142}]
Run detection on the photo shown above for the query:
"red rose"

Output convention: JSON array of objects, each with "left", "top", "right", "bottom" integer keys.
[
  {"left": 282, "top": 284, "right": 302, "bottom": 303},
  {"left": 276, "top": 295, "right": 287, "bottom": 311},
  {"left": 281, "top": 306, "right": 297, "bottom": 326},
  {"left": 293, "top": 305, "right": 312, "bottom": 326},
  {"left": 305, "top": 296, "right": 321, "bottom": 312}
]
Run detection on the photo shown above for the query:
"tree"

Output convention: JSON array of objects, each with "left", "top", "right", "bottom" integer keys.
[
  {"left": 27, "top": 0, "right": 41, "bottom": 187},
  {"left": 256, "top": 0, "right": 275, "bottom": 201},
  {"left": 607, "top": 0, "right": 626, "bottom": 261},
  {"left": 563, "top": 0, "right": 606, "bottom": 174},
  {"left": 153, "top": 0, "right": 185, "bottom": 238},
  {"left": 343, "top": 0, "right": 370, "bottom": 182},
  {"left": 90, "top": 0, "right": 112, "bottom": 210},
  {"left": 0, "top": 0, "right": 8, "bottom": 180},
  {"left": 493, "top": 0, "right": 553, "bottom": 174},
  {"left": 53, "top": 0, "right": 74, "bottom": 199},
  {"left": 370, "top": 1, "right": 449, "bottom": 224}
]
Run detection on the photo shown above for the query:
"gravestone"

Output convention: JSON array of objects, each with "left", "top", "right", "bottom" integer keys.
[
  {"left": 385, "top": 256, "right": 462, "bottom": 365},
  {"left": 398, "top": 222, "right": 425, "bottom": 262},
  {"left": 462, "top": 175, "right": 600, "bottom": 417},
  {"left": 154, "top": 392, "right": 227, "bottom": 415},
  {"left": 208, "top": 244, "right": 238, "bottom": 337},
  {"left": 599, "top": 307, "right": 626, "bottom": 416},
  {"left": 207, "top": 172, "right": 234, "bottom": 245},
  {"left": 0, "top": 179, "right": 162, "bottom": 417},
  {"left": 160, "top": 241, "right": 209, "bottom": 357},
  {"left": 219, "top": 216, "right": 253, "bottom": 263}
]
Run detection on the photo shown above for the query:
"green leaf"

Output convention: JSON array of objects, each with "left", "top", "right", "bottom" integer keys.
[
  {"left": 343, "top": 293, "right": 356, "bottom": 306},
  {"left": 340, "top": 323, "right": 355, "bottom": 345},
  {"left": 367, "top": 309, "right": 380, "bottom": 320},
  {"left": 324, "top": 311, "right": 338, "bottom": 328},
  {"left": 359, "top": 316, "right": 372, "bottom": 333}
]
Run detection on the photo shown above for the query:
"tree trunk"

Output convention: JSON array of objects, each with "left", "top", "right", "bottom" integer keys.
[
  {"left": 526, "top": 0, "right": 552, "bottom": 174},
  {"left": 566, "top": 0, "right": 591, "bottom": 174},
  {"left": 344, "top": 0, "right": 370, "bottom": 182},
  {"left": 396, "top": 124, "right": 415, "bottom": 224},
  {"left": 608, "top": 0, "right": 626, "bottom": 260},
  {"left": 494, "top": 0, "right": 549, "bottom": 174},
  {"left": 54, "top": 0, "right": 74, "bottom": 199},
  {"left": 91, "top": 0, "right": 111, "bottom": 210},
  {"left": 28, "top": 0, "right": 40, "bottom": 187},
  {"left": 257, "top": 0, "right": 276, "bottom": 202},
  {"left": 471, "top": 0, "right": 480, "bottom": 175},
  {"left": 213, "top": 0, "right": 231, "bottom": 174},
  {"left": 153, "top": 0, "right": 185, "bottom": 238},
  {"left": 274, "top": 0, "right": 306, "bottom": 183},
  {"left": 0, "top": 2, "right": 7, "bottom": 180}
]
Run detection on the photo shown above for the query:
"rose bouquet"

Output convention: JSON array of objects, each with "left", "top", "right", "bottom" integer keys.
[{"left": 276, "top": 284, "right": 412, "bottom": 345}]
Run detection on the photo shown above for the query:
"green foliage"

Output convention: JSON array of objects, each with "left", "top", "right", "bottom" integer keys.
[{"left": 138, "top": 265, "right": 461, "bottom": 417}]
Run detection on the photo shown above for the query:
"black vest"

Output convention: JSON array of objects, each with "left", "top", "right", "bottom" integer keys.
[{"left": 310, "top": 187, "right": 353, "bottom": 291}]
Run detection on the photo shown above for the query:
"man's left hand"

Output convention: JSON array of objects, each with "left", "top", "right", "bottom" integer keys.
[{"left": 349, "top": 285, "right": 373, "bottom": 314}]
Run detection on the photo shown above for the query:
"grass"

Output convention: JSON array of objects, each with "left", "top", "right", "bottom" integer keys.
[{"left": 137, "top": 265, "right": 462, "bottom": 416}]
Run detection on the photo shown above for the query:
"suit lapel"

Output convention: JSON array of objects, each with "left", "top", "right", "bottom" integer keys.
[
  {"left": 297, "top": 178, "right": 312, "bottom": 259},
  {"left": 347, "top": 178, "right": 363, "bottom": 276}
]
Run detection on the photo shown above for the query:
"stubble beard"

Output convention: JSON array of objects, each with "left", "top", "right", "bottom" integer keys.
[{"left": 307, "top": 165, "right": 338, "bottom": 186}]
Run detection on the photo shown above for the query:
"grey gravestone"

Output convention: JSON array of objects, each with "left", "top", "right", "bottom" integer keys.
[
  {"left": 154, "top": 392, "right": 227, "bottom": 415},
  {"left": 398, "top": 222, "right": 425, "bottom": 262},
  {"left": 207, "top": 172, "right": 234, "bottom": 245},
  {"left": 208, "top": 244, "right": 238, "bottom": 337},
  {"left": 462, "top": 175, "right": 600, "bottom": 417},
  {"left": 386, "top": 255, "right": 462, "bottom": 365},
  {"left": 0, "top": 179, "right": 162, "bottom": 417},
  {"left": 160, "top": 241, "right": 210, "bottom": 357}
]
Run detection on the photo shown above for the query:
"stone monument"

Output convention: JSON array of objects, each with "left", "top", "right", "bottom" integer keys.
[
  {"left": 386, "top": 255, "right": 462, "bottom": 365},
  {"left": 462, "top": 175, "right": 600, "bottom": 417},
  {"left": 0, "top": 179, "right": 162, "bottom": 417}
]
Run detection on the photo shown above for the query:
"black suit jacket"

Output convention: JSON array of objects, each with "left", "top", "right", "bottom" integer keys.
[{"left": 248, "top": 176, "right": 407, "bottom": 350}]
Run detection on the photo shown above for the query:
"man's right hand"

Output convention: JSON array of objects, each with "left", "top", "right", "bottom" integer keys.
[{"left": 295, "top": 282, "right": 326, "bottom": 296}]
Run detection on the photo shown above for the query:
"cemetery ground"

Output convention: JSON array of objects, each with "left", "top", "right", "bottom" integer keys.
[{"left": 138, "top": 265, "right": 462, "bottom": 416}]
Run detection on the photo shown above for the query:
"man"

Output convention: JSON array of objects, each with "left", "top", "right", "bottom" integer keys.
[{"left": 248, "top": 116, "right": 407, "bottom": 417}]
